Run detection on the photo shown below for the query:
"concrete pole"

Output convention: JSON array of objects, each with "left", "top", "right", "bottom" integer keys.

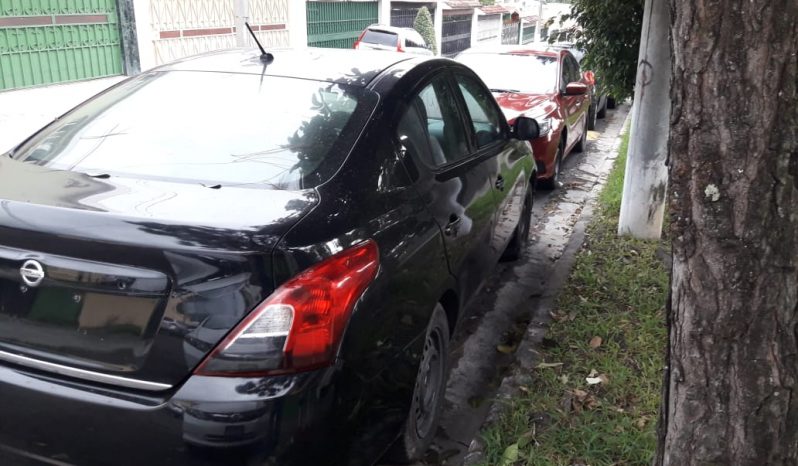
[
  {"left": 617, "top": 0, "right": 670, "bottom": 239},
  {"left": 131, "top": 0, "right": 154, "bottom": 71},
  {"left": 288, "top": 0, "right": 308, "bottom": 48},
  {"left": 378, "top": 0, "right": 391, "bottom": 25},
  {"left": 534, "top": 0, "right": 543, "bottom": 42},
  {"left": 234, "top": 0, "right": 249, "bottom": 47}
]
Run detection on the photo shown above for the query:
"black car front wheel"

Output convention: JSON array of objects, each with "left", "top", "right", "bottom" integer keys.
[{"left": 387, "top": 304, "right": 450, "bottom": 463}]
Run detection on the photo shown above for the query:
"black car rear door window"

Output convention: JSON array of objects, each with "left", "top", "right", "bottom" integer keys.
[{"left": 454, "top": 74, "right": 505, "bottom": 148}]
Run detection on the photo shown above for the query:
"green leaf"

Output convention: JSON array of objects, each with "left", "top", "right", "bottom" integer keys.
[{"left": 499, "top": 443, "right": 520, "bottom": 466}]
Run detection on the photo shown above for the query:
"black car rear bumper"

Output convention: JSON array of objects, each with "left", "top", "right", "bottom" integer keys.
[{"left": 0, "top": 363, "right": 340, "bottom": 465}]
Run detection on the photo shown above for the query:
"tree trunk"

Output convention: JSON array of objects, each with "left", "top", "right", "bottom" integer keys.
[{"left": 658, "top": 0, "right": 798, "bottom": 465}]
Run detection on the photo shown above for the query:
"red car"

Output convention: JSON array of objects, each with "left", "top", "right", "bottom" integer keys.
[{"left": 456, "top": 46, "right": 592, "bottom": 189}]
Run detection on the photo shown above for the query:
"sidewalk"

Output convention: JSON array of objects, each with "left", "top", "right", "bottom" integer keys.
[{"left": 0, "top": 76, "right": 125, "bottom": 153}]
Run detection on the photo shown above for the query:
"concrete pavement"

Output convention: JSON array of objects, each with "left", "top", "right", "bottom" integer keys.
[{"left": 0, "top": 77, "right": 125, "bottom": 154}]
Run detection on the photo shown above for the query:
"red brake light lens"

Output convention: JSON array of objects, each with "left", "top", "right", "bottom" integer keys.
[{"left": 195, "top": 241, "right": 379, "bottom": 377}]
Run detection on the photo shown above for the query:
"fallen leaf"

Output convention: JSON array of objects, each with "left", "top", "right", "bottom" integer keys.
[
  {"left": 519, "top": 385, "right": 530, "bottom": 394},
  {"left": 589, "top": 336, "right": 603, "bottom": 349},
  {"left": 559, "top": 374, "right": 569, "bottom": 384},
  {"left": 497, "top": 344, "right": 516, "bottom": 354},
  {"left": 537, "top": 362, "right": 564, "bottom": 369},
  {"left": 637, "top": 418, "right": 647, "bottom": 428},
  {"left": 499, "top": 443, "right": 519, "bottom": 466},
  {"left": 586, "top": 374, "right": 609, "bottom": 385},
  {"left": 572, "top": 389, "right": 588, "bottom": 400},
  {"left": 587, "top": 369, "right": 599, "bottom": 378}
]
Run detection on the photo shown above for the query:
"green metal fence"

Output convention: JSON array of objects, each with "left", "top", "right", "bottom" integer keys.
[
  {"left": 0, "top": 0, "right": 123, "bottom": 90},
  {"left": 522, "top": 24, "right": 536, "bottom": 44},
  {"left": 307, "top": 1, "right": 378, "bottom": 49}
]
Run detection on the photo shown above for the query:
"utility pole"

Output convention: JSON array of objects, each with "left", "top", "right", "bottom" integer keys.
[
  {"left": 617, "top": 0, "right": 670, "bottom": 239},
  {"left": 534, "top": 0, "right": 544, "bottom": 42}
]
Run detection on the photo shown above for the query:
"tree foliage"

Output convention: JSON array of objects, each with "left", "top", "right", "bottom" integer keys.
[
  {"left": 413, "top": 6, "right": 437, "bottom": 55},
  {"left": 560, "top": 0, "right": 644, "bottom": 101}
]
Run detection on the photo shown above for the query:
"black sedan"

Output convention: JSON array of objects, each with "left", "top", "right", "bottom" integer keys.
[{"left": 0, "top": 48, "right": 538, "bottom": 465}]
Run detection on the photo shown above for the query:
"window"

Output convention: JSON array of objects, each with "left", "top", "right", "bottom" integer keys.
[
  {"left": 362, "top": 29, "right": 398, "bottom": 47},
  {"left": 456, "top": 53, "right": 559, "bottom": 94},
  {"left": 455, "top": 74, "right": 504, "bottom": 148},
  {"left": 397, "top": 75, "right": 470, "bottom": 167},
  {"left": 569, "top": 55, "right": 582, "bottom": 82}
]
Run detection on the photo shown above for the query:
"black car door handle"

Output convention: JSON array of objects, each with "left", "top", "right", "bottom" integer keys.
[
  {"left": 495, "top": 176, "right": 505, "bottom": 191},
  {"left": 444, "top": 214, "right": 462, "bottom": 237}
]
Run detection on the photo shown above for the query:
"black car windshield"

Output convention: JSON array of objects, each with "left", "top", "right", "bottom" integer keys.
[
  {"left": 456, "top": 53, "right": 559, "bottom": 94},
  {"left": 15, "top": 71, "right": 371, "bottom": 190}
]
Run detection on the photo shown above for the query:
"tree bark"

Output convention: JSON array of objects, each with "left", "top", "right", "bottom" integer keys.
[{"left": 659, "top": 0, "right": 798, "bottom": 465}]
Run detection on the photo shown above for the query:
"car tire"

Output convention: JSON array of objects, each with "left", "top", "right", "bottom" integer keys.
[
  {"left": 502, "top": 187, "right": 533, "bottom": 261},
  {"left": 539, "top": 141, "right": 563, "bottom": 191},
  {"left": 573, "top": 120, "right": 588, "bottom": 153},
  {"left": 587, "top": 103, "right": 597, "bottom": 130},
  {"left": 387, "top": 304, "right": 450, "bottom": 463},
  {"left": 607, "top": 96, "right": 617, "bottom": 109},
  {"left": 596, "top": 99, "right": 607, "bottom": 119}
]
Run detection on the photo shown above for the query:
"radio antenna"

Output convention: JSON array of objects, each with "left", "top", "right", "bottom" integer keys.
[{"left": 245, "top": 22, "right": 274, "bottom": 64}]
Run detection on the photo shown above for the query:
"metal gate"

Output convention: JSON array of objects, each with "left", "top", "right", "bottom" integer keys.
[
  {"left": 307, "top": 1, "right": 378, "bottom": 49},
  {"left": 0, "top": 0, "right": 123, "bottom": 90},
  {"left": 476, "top": 14, "right": 500, "bottom": 45},
  {"left": 501, "top": 14, "right": 520, "bottom": 45},
  {"left": 390, "top": 2, "right": 435, "bottom": 28},
  {"left": 522, "top": 23, "right": 536, "bottom": 44},
  {"left": 441, "top": 13, "right": 471, "bottom": 57},
  {"left": 149, "top": 0, "right": 289, "bottom": 66}
]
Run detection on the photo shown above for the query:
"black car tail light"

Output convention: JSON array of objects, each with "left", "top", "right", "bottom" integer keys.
[{"left": 195, "top": 241, "right": 379, "bottom": 377}]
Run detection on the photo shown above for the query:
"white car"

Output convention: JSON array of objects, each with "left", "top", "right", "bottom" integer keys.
[{"left": 353, "top": 24, "right": 434, "bottom": 55}]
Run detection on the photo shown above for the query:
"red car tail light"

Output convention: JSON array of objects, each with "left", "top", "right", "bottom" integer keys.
[
  {"left": 195, "top": 241, "right": 379, "bottom": 377},
  {"left": 353, "top": 30, "right": 366, "bottom": 49}
]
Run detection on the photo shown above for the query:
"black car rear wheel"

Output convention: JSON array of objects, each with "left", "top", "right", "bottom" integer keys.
[
  {"left": 502, "top": 187, "right": 533, "bottom": 261},
  {"left": 387, "top": 304, "right": 450, "bottom": 463}
]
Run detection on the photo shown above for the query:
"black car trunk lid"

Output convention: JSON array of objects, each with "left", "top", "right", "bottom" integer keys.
[{"left": 0, "top": 159, "right": 318, "bottom": 390}]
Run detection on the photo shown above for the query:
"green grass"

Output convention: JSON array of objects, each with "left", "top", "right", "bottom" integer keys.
[{"left": 480, "top": 131, "right": 669, "bottom": 466}]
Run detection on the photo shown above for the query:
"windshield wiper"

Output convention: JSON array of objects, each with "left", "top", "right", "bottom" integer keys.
[{"left": 490, "top": 88, "right": 520, "bottom": 94}]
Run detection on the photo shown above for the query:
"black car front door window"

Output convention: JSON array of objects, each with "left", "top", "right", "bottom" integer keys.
[{"left": 454, "top": 74, "right": 505, "bottom": 148}]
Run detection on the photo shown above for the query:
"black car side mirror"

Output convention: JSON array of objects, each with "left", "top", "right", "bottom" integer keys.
[{"left": 513, "top": 117, "right": 540, "bottom": 140}]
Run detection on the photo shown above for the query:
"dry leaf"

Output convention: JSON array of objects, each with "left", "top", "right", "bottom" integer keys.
[
  {"left": 559, "top": 374, "right": 569, "bottom": 384},
  {"left": 586, "top": 373, "right": 609, "bottom": 385},
  {"left": 537, "top": 362, "right": 564, "bottom": 369},
  {"left": 589, "top": 336, "right": 603, "bottom": 348},
  {"left": 637, "top": 418, "right": 647, "bottom": 428},
  {"left": 587, "top": 369, "right": 599, "bottom": 378},
  {"left": 497, "top": 344, "right": 516, "bottom": 354}
]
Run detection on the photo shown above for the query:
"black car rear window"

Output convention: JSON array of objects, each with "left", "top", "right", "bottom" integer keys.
[
  {"left": 362, "top": 29, "right": 398, "bottom": 47},
  {"left": 14, "top": 71, "right": 375, "bottom": 190}
]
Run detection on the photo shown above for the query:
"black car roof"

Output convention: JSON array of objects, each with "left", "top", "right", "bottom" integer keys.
[{"left": 157, "top": 48, "right": 417, "bottom": 87}]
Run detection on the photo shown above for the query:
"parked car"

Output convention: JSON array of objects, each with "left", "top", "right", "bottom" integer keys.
[
  {"left": 550, "top": 43, "right": 609, "bottom": 129},
  {"left": 0, "top": 48, "right": 539, "bottom": 465},
  {"left": 354, "top": 24, "right": 433, "bottom": 55},
  {"left": 456, "top": 46, "right": 592, "bottom": 189}
]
